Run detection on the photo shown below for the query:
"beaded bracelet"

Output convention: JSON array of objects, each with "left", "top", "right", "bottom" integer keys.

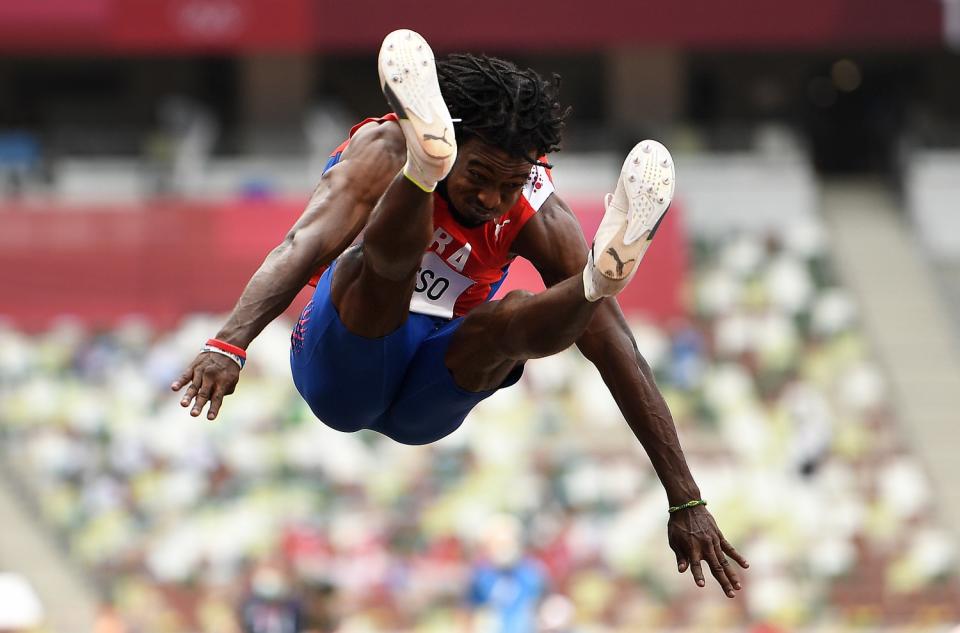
[{"left": 669, "top": 499, "right": 707, "bottom": 514}]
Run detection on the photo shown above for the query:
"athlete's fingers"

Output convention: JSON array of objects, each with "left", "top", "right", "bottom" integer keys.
[
  {"left": 207, "top": 386, "right": 226, "bottom": 421},
  {"left": 717, "top": 548, "right": 742, "bottom": 593},
  {"left": 675, "top": 551, "right": 689, "bottom": 573},
  {"left": 180, "top": 383, "right": 198, "bottom": 408},
  {"left": 721, "top": 538, "right": 750, "bottom": 569},
  {"left": 690, "top": 557, "right": 705, "bottom": 588},
  {"left": 171, "top": 366, "right": 194, "bottom": 391},
  {"left": 704, "top": 547, "right": 736, "bottom": 598},
  {"left": 180, "top": 368, "right": 202, "bottom": 408},
  {"left": 191, "top": 380, "right": 213, "bottom": 417}
]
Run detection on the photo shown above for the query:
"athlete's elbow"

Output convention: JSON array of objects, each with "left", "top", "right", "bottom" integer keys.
[
  {"left": 273, "top": 231, "right": 299, "bottom": 258},
  {"left": 265, "top": 230, "right": 315, "bottom": 273}
]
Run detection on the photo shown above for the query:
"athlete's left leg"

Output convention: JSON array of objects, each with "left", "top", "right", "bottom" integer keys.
[
  {"left": 446, "top": 140, "right": 675, "bottom": 392},
  {"left": 443, "top": 279, "right": 594, "bottom": 391}
]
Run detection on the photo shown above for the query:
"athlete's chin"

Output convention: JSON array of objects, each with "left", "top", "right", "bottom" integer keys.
[
  {"left": 456, "top": 211, "right": 491, "bottom": 226},
  {"left": 468, "top": 209, "right": 497, "bottom": 224},
  {"left": 448, "top": 200, "right": 494, "bottom": 227}
]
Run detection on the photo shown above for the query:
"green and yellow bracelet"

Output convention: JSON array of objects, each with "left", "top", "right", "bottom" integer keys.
[{"left": 669, "top": 499, "right": 707, "bottom": 514}]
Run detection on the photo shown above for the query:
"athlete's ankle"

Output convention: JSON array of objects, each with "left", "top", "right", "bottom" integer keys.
[{"left": 402, "top": 157, "right": 441, "bottom": 193}]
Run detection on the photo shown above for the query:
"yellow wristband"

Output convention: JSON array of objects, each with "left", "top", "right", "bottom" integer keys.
[{"left": 402, "top": 166, "right": 437, "bottom": 193}]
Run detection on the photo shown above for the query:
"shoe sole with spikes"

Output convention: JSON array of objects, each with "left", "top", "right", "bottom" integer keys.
[
  {"left": 378, "top": 29, "right": 456, "bottom": 167},
  {"left": 587, "top": 140, "right": 675, "bottom": 298}
]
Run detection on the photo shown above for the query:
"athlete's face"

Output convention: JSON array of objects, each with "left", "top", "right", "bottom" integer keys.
[{"left": 444, "top": 137, "right": 534, "bottom": 227}]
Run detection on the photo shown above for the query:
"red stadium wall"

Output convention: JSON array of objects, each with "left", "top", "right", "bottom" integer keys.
[
  {"left": 0, "top": 199, "right": 687, "bottom": 332},
  {"left": 0, "top": 0, "right": 943, "bottom": 53}
]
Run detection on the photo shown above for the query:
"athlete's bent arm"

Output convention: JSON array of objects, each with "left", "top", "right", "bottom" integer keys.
[
  {"left": 172, "top": 122, "right": 406, "bottom": 420},
  {"left": 512, "top": 194, "right": 749, "bottom": 597}
]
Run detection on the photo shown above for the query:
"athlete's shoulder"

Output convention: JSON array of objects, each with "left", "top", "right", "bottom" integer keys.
[
  {"left": 494, "top": 161, "right": 556, "bottom": 242},
  {"left": 518, "top": 161, "right": 555, "bottom": 213}
]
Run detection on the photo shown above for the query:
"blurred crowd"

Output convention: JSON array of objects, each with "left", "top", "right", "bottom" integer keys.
[{"left": 1, "top": 219, "right": 959, "bottom": 633}]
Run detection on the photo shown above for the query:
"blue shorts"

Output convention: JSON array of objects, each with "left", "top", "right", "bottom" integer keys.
[{"left": 289, "top": 261, "right": 523, "bottom": 445}]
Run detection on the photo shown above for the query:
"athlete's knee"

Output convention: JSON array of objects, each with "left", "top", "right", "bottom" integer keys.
[
  {"left": 495, "top": 289, "right": 537, "bottom": 330},
  {"left": 353, "top": 122, "right": 406, "bottom": 164},
  {"left": 456, "top": 290, "right": 539, "bottom": 361},
  {"left": 464, "top": 290, "right": 535, "bottom": 339},
  {"left": 500, "top": 289, "right": 536, "bottom": 309},
  {"left": 494, "top": 289, "right": 573, "bottom": 360}
]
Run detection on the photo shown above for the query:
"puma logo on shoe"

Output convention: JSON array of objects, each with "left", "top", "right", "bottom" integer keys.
[
  {"left": 422, "top": 128, "right": 453, "bottom": 147},
  {"left": 606, "top": 247, "right": 636, "bottom": 278}
]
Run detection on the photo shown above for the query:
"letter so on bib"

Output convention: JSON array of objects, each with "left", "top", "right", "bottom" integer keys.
[{"left": 408, "top": 251, "right": 475, "bottom": 319}]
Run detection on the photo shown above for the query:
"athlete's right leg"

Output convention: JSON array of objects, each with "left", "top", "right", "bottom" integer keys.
[
  {"left": 331, "top": 29, "right": 456, "bottom": 338},
  {"left": 447, "top": 141, "right": 676, "bottom": 391}
]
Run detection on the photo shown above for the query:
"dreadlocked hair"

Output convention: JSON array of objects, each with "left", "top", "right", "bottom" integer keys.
[{"left": 436, "top": 53, "right": 570, "bottom": 167}]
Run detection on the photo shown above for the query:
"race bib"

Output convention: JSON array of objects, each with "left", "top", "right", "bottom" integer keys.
[{"left": 409, "top": 251, "right": 474, "bottom": 319}]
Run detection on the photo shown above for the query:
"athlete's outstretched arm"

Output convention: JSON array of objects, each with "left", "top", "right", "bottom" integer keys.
[
  {"left": 172, "top": 121, "right": 406, "bottom": 420},
  {"left": 512, "top": 193, "right": 748, "bottom": 598}
]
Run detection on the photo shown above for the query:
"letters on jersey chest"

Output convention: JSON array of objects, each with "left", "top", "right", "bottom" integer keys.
[
  {"left": 428, "top": 227, "right": 473, "bottom": 273},
  {"left": 406, "top": 163, "right": 553, "bottom": 319},
  {"left": 408, "top": 227, "right": 477, "bottom": 319}
]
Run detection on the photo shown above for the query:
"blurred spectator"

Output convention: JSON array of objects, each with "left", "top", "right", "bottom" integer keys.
[
  {"left": 239, "top": 564, "right": 303, "bottom": 633},
  {"left": 466, "top": 515, "right": 546, "bottom": 633},
  {"left": 1, "top": 222, "right": 959, "bottom": 631},
  {"left": 298, "top": 580, "right": 338, "bottom": 633}
]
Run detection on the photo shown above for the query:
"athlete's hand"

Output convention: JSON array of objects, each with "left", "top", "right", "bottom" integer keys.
[
  {"left": 667, "top": 505, "right": 748, "bottom": 598},
  {"left": 170, "top": 352, "right": 240, "bottom": 420}
]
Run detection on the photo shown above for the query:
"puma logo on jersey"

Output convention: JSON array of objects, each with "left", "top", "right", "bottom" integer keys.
[
  {"left": 606, "top": 247, "right": 636, "bottom": 278},
  {"left": 494, "top": 219, "right": 511, "bottom": 240},
  {"left": 422, "top": 128, "right": 452, "bottom": 147}
]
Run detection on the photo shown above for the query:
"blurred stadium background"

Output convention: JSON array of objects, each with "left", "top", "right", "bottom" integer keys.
[{"left": 2, "top": 1, "right": 960, "bottom": 632}]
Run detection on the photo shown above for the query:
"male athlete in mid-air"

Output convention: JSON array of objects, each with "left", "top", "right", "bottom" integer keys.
[{"left": 172, "top": 30, "right": 748, "bottom": 596}]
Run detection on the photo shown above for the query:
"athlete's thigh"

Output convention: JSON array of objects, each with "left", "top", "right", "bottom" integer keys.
[
  {"left": 290, "top": 260, "right": 433, "bottom": 432},
  {"left": 443, "top": 290, "right": 533, "bottom": 392},
  {"left": 330, "top": 245, "right": 419, "bottom": 338}
]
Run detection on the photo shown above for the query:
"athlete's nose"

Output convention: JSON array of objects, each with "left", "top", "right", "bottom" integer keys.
[{"left": 476, "top": 188, "right": 500, "bottom": 210}]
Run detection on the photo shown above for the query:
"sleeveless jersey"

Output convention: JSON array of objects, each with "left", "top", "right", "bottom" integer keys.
[{"left": 309, "top": 114, "right": 555, "bottom": 319}]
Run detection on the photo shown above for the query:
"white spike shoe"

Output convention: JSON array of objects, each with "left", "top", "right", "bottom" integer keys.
[
  {"left": 583, "top": 140, "right": 675, "bottom": 301},
  {"left": 378, "top": 29, "right": 456, "bottom": 192}
]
